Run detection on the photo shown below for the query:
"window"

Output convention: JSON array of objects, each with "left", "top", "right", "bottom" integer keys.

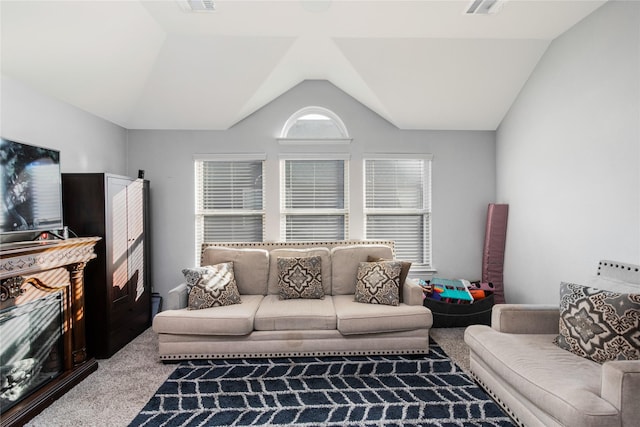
[
  {"left": 278, "top": 106, "right": 351, "bottom": 144},
  {"left": 280, "top": 156, "right": 349, "bottom": 241},
  {"left": 364, "top": 156, "right": 432, "bottom": 269},
  {"left": 194, "top": 155, "right": 265, "bottom": 256},
  {"left": 193, "top": 107, "right": 435, "bottom": 270}
]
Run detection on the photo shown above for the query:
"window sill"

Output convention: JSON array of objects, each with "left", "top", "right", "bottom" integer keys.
[{"left": 407, "top": 266, "right": 437, "bottom": 279}]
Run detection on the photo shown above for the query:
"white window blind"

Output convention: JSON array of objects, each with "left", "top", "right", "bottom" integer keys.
[
  {"left": 195, "top": 158, "right": 264, "bottom": 258},
  {"left": 281, "top": 158, "right": 348, "bottom": 241},
  {"left": 364, "top": 157, "right": 432, "bottom": 268}
]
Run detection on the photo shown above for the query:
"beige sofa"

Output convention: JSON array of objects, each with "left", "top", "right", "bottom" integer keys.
[
  {"left": 464, "top": 260, "right": 640, "bottom": 427},
  {"left": 153, "top": 241, "right": 433, "bottom": 361}
]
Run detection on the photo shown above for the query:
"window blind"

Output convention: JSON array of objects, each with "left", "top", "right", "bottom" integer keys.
[
  {"left": 364, "top": 157, "right": 431, "bottom": 267},
  {"left": 195, "top": 159, "right": 264, "bottom": 259},
  {"left": 281, "top": 159, "right": 348, "bottom": 241}
]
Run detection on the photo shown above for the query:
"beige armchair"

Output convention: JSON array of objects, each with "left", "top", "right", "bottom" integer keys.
[{"left": 464, "top": 260, "right": 640, "bottom": 427}]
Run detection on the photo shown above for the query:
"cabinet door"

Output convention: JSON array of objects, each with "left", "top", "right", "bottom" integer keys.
[
  {"left": 107, "top": 177, "right": 132, "bottom": 307},
  {"left": 126, "top": 179, "right": 145, "bottom": 301}
]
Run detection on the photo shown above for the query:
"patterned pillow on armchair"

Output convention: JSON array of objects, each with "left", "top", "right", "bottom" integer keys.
[{"left": 555, "top": 281, "right": 640, "bottom": 363}]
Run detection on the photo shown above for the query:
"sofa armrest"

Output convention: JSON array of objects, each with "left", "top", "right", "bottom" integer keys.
[
  {"left": 403, "top": 278, "right": 424, "bottom": 306},
  {"left": 491, "top": 304, "right": 559, "bottom": 334},
  {"left": 601, "top": 360, "right": 640, "bottom": 426},
  {"left": 165, "top": 283, "right": 189, "bottom": 310}
]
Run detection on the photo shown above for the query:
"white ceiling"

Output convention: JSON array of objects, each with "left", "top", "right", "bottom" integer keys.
[{"left": 1, "top": 0, "right": 607, "bottom": 130}]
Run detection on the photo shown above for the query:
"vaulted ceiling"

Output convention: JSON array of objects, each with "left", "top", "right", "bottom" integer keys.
[{"left": 1, "top": 0, "right": 607, "bottom": 130}]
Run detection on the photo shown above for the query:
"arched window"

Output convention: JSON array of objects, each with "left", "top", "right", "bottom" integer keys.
[
  {"left": 278, "top": 107, "right": 350, "bottom": 241},
  {"left": 278, "top": 106, "right": 351, "bottom": 143}
]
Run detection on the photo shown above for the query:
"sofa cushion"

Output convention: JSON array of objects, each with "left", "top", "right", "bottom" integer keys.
[
  {"left": 153, "top": 294, "right": 264, "bottom": 336},
  {"left": 331, "top": 245, "right": 394, "bottom": 295},
  {"left": 354, "top": 261, "right": 402, "bottom": 306},
  {"left": 187, "top": 262, "right": 242, "bottom": 310},
  {"left": 367, "top": 255, "right": 411, "bottom": 303},
  {"left": 333, "top": 294, "right": 431, "bottom": 335},
  {"left": 556, "top": 282, "right": 640, "bottom": 363},
  {"left": 254, "top": 295, "right": 336, "bottom": 331},
  {"left": 277, "top": 256, "right": 325, "bottom": 300},
  {"left": 465, "top": 326, "right": 620, "bottom": 427},
  {"left": 267, "top": 248, "right": 331, "bottom": 295},
  {"left": 201, "top": 247, "right": 269, "bottom": 295}
]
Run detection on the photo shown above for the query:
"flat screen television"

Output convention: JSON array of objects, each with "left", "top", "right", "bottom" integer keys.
[{"left": 0, "top": 138, "right": 63, "bottom": 236}]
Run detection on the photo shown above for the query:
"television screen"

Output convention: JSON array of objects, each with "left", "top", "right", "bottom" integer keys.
[{"left": 0, "top": 138, "right": 63, "bottom": 235}]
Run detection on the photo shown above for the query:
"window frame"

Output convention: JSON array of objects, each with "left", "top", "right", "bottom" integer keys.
[
  {"left": 279, "top": 153, "right": 350, "bottom": 242},
  {"left": 193, "top": 153, "right": 266, "bottom": 260},
  {"left": 277, "top": 106, "right": 352, "bottom": 145},
  {"left": 363, "top": 154, "right": 433, "bottom": 272}
]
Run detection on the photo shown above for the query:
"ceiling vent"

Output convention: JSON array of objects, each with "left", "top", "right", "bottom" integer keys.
[
  {"left": 179, "top": 0, "right": 216, "bottom": 13},
  {"left": 464, "top": 0, "right": 505, "bottom": 15}
]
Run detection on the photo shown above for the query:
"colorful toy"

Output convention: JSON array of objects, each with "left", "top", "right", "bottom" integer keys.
[
  {"left": 469, "top": 289, "right": 486, "bottom": 300},
  {"left": 430, "top": 277, "right": 474, "bottom": 303}
]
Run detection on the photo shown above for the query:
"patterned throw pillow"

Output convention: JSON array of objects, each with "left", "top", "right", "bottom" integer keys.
[
  {"left": 367, "top": 255, "right": 411, "bottom": 303},
  {"left": 555, "top": 282, "right": 640, "bottom": 363},
  {"left": 182, "top": 266, "right": 218, "bottom": 290},
  {"left": 355, "top": 261, "right": 403, "bottom": 306},
  {"left": 187, "top": 262, "right": 242, "bottom": 310},
  {"left": 277, "top": 256, "right": 324, "bottom": 300}
]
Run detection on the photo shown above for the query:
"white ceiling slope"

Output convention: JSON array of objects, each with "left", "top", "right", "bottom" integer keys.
[{"left": 1, "top": 0, "right": 607, "bottom": 131}]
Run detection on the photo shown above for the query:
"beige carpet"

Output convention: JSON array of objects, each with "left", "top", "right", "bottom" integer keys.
[
  {"left": 25, "top": 327, "right": 471, "bottom": 427},
  {"left": 25, "top": 328, "right": 175, "bottom": 427}
]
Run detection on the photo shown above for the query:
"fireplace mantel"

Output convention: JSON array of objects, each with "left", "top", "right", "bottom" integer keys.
[{"left": 0, "top": 237, "right": 100, "bottom": 427}]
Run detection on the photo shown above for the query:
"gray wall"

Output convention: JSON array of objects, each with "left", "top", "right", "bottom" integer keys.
[
  {"left": 496, "top": 0, "right": 640, "bottom": 304},
  {"left": 1, "top": 76, "right": 128, "bottom": 174},
  {"left": 7, "top": 0, "right": 637, "bottom": 308},
  {"left": 128, "top": 81, "right": 496, "bottom": 299}
]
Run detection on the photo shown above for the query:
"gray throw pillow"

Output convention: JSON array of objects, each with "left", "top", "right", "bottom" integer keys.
[
  {"left": 555, "top": 282, "right": 640, "bottom": 363},
  {"left": 277, "top": 256, "right": 324, "bottom": 299},
  {"left": 187, "top": 262, "right": 241, "bottom": 310},
  {"left": 355, "top": 261, "right": 402, "bottom": 306},
  {"left": 367, "top": 255, "right": 411, "bottom": 303}
]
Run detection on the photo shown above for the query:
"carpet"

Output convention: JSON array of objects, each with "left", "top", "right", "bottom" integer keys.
[{"left": 130, "top": 344, "right": 514, "bottom": 427}]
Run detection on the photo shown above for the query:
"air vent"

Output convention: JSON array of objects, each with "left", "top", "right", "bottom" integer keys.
[
  {"left": 465, "top": 0, "right": 505, "bottom": 15},
  {"left": 179, "top": 0, "right": 215, "bottom": 13}
]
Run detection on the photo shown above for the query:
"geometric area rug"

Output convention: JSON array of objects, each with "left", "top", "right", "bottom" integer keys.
[{"left": 129, "top": 343, "right": 515, "bottom": 427}]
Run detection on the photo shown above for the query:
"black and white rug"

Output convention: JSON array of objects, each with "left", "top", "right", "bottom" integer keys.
[{"left": 130, "top": 344, "right": 514, "bottom": 426}]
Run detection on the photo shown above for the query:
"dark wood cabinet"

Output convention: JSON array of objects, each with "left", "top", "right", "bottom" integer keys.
[{"left": 62, "top": 173, "right": 151, "bottom": 359}]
